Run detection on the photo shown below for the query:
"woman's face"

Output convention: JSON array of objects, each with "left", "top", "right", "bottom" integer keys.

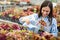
[{"left": 41, "top": 6, "right": 50, "bottom": 17}]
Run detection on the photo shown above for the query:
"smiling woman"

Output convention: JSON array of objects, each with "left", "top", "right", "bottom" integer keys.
[{"left": 41, "top": 6, "right": 50, "bottom": 17}]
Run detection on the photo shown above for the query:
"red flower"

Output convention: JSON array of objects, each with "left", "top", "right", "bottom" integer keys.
[{"left": 12, "top": 24, "right": 20, "bottom": 30}]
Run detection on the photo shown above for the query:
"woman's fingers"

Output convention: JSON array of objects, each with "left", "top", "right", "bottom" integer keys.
[{"left": 39, "top": 20, "right": 47, "bottom": 26}]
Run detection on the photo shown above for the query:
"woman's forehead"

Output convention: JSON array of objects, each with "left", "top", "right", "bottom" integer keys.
[{"left": 42, "top": 6, "right": 50, "bottom": 10}]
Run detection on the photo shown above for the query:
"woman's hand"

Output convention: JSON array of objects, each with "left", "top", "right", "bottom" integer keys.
[
  {"left": 43, "top": 31, "right": 51, "bottom": 36},
  {"left": 39, "top": 20, "right": 47, "bottom": 26},
  {"left": 25, "top": 18, "right": 30, "bottom": 24},
  {"left": 21, "top": 17, "right": 30, "bottom": 24}
]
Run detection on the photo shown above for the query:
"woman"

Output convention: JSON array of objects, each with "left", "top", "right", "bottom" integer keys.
[{"left": 19, "top": 1, "right": 58, "bottom": 37}]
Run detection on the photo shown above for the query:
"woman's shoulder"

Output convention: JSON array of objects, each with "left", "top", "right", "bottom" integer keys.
[
  {"left": 52, "top": 17, "right": 57, "bottom": 24},
  {"left": 52, "top": 17, "right": 57, "bottom": 21}
]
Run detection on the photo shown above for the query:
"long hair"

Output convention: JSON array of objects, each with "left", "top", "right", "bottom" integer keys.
[{"left": 38, "top": 1, "right": 53, "bottom": 25}]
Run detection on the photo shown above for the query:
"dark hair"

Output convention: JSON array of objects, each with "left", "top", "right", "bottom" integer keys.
[{"left": 38, "top": 0, "right": 53, "bottom": 25}]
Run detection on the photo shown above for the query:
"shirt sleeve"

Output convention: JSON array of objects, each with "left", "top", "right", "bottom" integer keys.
[
  {"left": 50, "top": 18, "right": 58, "bottom": 37},
  {"left": 19, "top": 17, "right": 24, "bottom": 24}
]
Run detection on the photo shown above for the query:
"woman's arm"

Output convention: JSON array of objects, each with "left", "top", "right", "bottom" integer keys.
[
  {"left": 19, "top": 14, "right": 37, "bottom": 24},
  {"left": 19, "top": 14, "right": 39, "bottom": 33}
]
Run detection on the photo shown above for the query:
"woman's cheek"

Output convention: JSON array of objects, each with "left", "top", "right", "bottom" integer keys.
[
  {"left": 42, "top": 11, "right": 45, "bottom": 16},
  {"left": 46, "top": 13, "right": 49, "bottom": 16}
]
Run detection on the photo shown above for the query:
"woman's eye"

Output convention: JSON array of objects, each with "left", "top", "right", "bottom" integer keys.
[
  {"left": 46, "top": 11, "right": 49, "bottom": 12},
  {"left": 43, "top": 10, "right": 45, "bottom": 11}
]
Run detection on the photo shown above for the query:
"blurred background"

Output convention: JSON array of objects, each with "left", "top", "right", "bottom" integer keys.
[{"left": 0, "top": 0, "right": 60, "bottom": 39}]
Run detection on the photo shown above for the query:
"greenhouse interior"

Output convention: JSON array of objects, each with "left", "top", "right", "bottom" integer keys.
[{"left": 0, "top": 0, "right": 60, "bottom": 40}]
